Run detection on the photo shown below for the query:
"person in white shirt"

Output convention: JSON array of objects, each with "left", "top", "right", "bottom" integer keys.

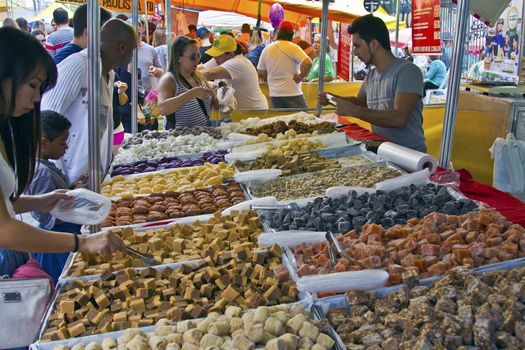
[
  {"left": 257, "top": 21, "right": 312, "bottom": 108},
  {"left": 201, "top": 34, "right": 269, "bottom": 110},
  {"left": 41, "top": 19, "right": 136, "bottom": 186}
]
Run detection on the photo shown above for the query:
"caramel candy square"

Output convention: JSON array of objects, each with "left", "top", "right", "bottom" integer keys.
[
  {"left": 130, "top": 298, "right": 146, "bottom": 312},
  {"left": 68, "top": 322, "right": 86, "bottom": 338},
  {"left": 59, "top": 300, "right": 75, "bottom": 314},
  {"left": 95, "top": 293, "right": 110, "bottom": 309},
  {"left": 221, "top": 285, "right": 240, "bottom": 302},
  {"left": 113, "top": 311, "right": 127, "bottom": 323},
  {"left": 263, "top": 285, "right": 281, "bottom": 302}
]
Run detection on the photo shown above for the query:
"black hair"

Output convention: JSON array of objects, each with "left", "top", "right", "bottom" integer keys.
[
  {"left": 0, "top": 27, "right": 57, "bottom": 199},
  {"left": 277, "top": 29, "right": 294, "bottom": 41},
  {"left": 32, "top": 29, "right": 45, "bottom": 37},
  {"left": 348, "top": 14, "right": 391, "bottom": 51},
  {"left": 241, "top": 23, "right": 251, "bottom": 33},
  {"left": 41, "top": 111, "right": 71, "bottom": 141},
  {"left": 53, "top": 8, "right": 69, "bottom": 25},
  {"left": 15, "top": 17, "right": 29, "bottom": 32},
  {"left": 73, "top": 4, "right": 112, "bottom": 38},
  {"left": 188, "top": 24, "right": 197, "bottom": 32},
  {"left": 168, "top": 36, "right": 198, "bottom": 78}
]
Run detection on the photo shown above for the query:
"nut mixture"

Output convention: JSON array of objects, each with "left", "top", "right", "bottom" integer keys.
[
  {"left": 101, "top": 163, "right": 236, "bottom": 198},
  {"left": 292, "top": 208, "right": 525, "bottom": 282},
  {"left": 328, "top": 266, "right": 525, "bottom": 349},
  {"left": 243, "top": 120, "right": 336, "bottom": 139},
  {"left": 41, "top": 244, "right": 296, "bottom": 340},
  {"left": 103, "top": 183, "right": 245, "bottom": 227},
  {"left": 235, "top": 152, "right": 341, "bottom": 176},
  {"left": 251, "top": 167, "right": 401, "bottom": 201},
  {"left": 51, "top": 304, "right": 335, "bottom": 350},
  {"left": 72, "top": 210, "right": 263, "bottom": 277}
]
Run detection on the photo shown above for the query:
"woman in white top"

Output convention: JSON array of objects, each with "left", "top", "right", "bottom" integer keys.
[
  {"left": 0, "top": 27, "right": 125, "bottom": 276},
  {"left": 201, "top": 34, "right": 269, "bottom": 110}
]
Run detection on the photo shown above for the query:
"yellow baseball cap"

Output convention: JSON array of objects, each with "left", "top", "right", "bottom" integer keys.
[{"left": 205, "top": 34, "right": 237, "bottom": 57}]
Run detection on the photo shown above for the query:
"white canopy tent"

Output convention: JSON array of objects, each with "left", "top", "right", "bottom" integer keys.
[{"left": 197, "top": 10, "right": 272, "bottom": 30}]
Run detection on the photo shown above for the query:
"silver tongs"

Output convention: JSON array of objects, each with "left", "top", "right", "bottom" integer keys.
[
  {"left": 325, "top": 231, "right": 353, "bottom": 270},
  {"left": 250, "top": 203, "right": 300, "bottom": 211},
  {"left": 126, "top": 247, "right": 156, "bottom": 266}
]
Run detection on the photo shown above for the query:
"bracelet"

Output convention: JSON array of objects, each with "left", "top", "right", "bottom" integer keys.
[{"left": 73, "top": 233, "right": 79, "bottom": 252}]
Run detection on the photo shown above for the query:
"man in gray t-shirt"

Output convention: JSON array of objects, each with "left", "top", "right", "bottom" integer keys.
[{"left": 320, "top": 15, "right": 426, "bottom": 152}]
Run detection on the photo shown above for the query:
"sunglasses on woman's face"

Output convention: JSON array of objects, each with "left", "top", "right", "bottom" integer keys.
[{"left": 183, "top": 53, "right": 201, "bottom": 61}]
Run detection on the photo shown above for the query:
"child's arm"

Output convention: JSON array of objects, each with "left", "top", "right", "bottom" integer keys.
[{"left": 22, "top": 166, "right": 62, "bottom": 229}]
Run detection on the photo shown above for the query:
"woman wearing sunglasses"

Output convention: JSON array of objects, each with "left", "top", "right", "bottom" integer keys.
[{"left": 157, "top": 36, "right": 218, "bottom": 129}]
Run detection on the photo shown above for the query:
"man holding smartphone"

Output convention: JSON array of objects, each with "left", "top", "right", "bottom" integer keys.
[{"left": 320, "top": 15, "right": 426, "bottom": 152}]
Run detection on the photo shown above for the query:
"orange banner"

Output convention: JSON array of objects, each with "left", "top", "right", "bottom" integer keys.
[{"left": 56, "top": 0, "right": 159, "bottom": 15}]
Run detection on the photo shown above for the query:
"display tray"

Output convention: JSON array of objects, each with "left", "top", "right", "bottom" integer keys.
[
  {"left": 233, "top": 144, "right": 385, "bottom": 177},
  {"left": 244, "top": 163, "right": 404, "bottom": 204},
  {"left": 287, "top": 243, "right": 525, "bottom": 294},
  {"left": 32, "top": 297, "right": 341, "bottom": 350},
  {"left": 97, "top": 179, "right": 252, "bottom": 230},
  {"left": 63, "top": 210, "right": 269, "bottom": 281},
  {"left": 257, "top": 181, "right": 480, "bottom": 235},
  {"left": 38, "top": 249, "right": 299, "bottom": 343},
  {"left": 312, "top": 257, "right": 525, "bottom": 350},
  {"left": 109, "top": 149, "right": 231, "bottom": 178}
]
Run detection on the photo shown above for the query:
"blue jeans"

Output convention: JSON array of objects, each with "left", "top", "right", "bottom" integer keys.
[
  {"left": 270, "top": 95, "right": 308, "bottom": 109},
  {"left": 36, "top": 222, "right": 81, "bottom": 284}
]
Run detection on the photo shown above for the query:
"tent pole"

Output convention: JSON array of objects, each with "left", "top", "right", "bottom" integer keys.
[
  {"left": 131, "top": 0, "right": 139, "bottom": 135},
  {"left": 256, "top": 0, "right": 262, "bottom": 29},
  {"left": 438, "top": 0, "right": 470, "bottom": 169},
  {"left": 316, "top": 0, "right": 330, "bottom": 117},
  {"left": 87, "top": 0, "right": 101, "bottom": 232},
  {"left": 166, "top": 0, "right": 172, "bottom": 58},
  {"left": 394, "top": 0, "right": 400, "bottom": 52},
  {"left": 145, "top": 0, "right": 149, "bottom": 44}
]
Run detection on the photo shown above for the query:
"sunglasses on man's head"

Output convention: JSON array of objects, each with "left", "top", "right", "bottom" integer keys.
[{"left": 183, "top": 53, "right": 201, "bottom": 61}]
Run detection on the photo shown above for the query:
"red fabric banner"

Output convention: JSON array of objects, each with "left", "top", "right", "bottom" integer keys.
[
  {"left": 337, "top": 23, "right": 351, "bottom": 81},
  {"left": 412, "top": 0, "right": 441, "bottom": 55}
]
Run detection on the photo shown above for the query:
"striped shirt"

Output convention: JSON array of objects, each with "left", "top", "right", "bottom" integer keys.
[
  {"left": 41, "top": 49, "right": 114, "bottom": 185},
  {"left": 45, "top": 27, "right": 73, "bottom": 58},
  {"left": 166, "top": 73, "right": 211, "bottom": 127}
]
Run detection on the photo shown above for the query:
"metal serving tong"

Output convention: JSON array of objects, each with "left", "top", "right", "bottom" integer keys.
[
  {"left": 126, "top": 247, "right": 156, "bottom": 266},
  {"left": 250, "top": 203, "right": 300, "bottom": 211},
  {"left": 325, "top": 231, "right": 353, "bottom": 270}
]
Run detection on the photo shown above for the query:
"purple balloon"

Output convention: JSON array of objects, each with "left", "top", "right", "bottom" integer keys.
[{"left": 269, "top": 3, "right": 284, "bottom": 29}]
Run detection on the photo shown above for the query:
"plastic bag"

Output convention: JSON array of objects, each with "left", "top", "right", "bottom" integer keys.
[
  {"left": 258, "top": 231, "right": 327, "bottom": 248},
  {"left": 50, "top": 188, "right": 111, "bottom": 225},
  {"left": 296, "top": 269, "right": 389, "bottom": 293},
  {"left": 375, "top": 168, "right": 431, "bottom": 191},
  {"left": 217, "top": 85, "right": 237, "bottom": 116},
  {"left": 489, "top": 133, "right": 525, "bottom": 193},
  {"left": 234, "top": 169, "right": 282, "bottom": 184}
]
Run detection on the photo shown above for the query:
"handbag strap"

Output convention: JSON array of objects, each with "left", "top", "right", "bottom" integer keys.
[{"left": 177, "top": 74, "right": 211, "bottom": 123}]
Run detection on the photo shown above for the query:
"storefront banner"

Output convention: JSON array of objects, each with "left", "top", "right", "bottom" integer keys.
[
  {"left": 337, "top": 22, "right": 351, "bottom": 81},
  {"left": 56, "top": 0, "right": 159, "bottom": 15},
  {"left": 412, "top": 0, "right": 441, "bottom": 55}
]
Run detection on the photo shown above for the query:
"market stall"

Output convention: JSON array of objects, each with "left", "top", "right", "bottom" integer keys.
[
  {"left": 27, "top": 105, "right": 525, "bottom": 349},
  {"left": 16, "top": 0, "right": 525, "bottom": 349}
]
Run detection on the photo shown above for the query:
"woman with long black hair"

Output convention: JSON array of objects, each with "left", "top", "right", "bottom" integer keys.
[
  {"left": 157, "top": 36, "right": 217, "bottom": 129},
  {"left": 0, "top": 27, "right": 125, "bottom": 276}
]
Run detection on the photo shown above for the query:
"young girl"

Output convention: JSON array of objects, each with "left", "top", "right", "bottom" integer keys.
[{"left": 0, "top": 27, "right": 125, "bottom": 277}]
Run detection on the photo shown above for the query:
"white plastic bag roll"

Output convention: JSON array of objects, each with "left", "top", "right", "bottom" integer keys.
[{"left": 377, "top": 142, "right": 437, "bottom": 174}]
